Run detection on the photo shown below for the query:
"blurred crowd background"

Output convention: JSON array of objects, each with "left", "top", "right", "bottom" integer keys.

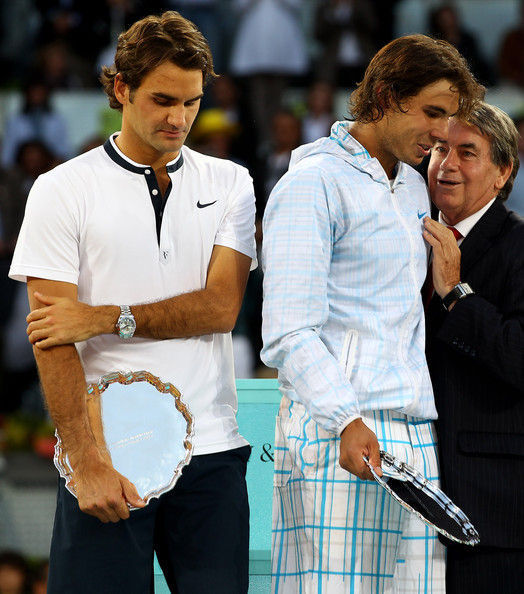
[{"left": 0, "top": 1, "right": 523, "bottom": 591}]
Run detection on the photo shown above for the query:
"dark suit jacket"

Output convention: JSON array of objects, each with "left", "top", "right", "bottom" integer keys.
[{"left": 425, "top": 199, "right": 524, "bottom": 549}]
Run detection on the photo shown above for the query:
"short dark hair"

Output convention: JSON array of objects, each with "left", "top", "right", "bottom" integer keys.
[
  {"left": 459, "top": 102, "right": 520, "bottom": 202},
  {"left": 350, "top": 34, "right": 484, "bottom": 123},
  {"left": 101, "top": 11, "right": 217, "bottom": 111}
]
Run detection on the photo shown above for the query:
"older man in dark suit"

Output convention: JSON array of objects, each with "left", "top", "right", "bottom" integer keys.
[{"left": 423, "top": 102, "right": 524, "bottom": 594}]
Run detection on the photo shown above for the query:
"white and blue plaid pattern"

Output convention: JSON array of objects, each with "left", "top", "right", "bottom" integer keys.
[
  {"left": 261, "top": 122, "right": 436, "bottom": 435},
  {"left": 272, "top": 398, "right": 445, "bottom": 593}
]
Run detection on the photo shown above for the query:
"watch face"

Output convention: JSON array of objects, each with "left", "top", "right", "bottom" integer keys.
[{"left": 119, "top": 316, "right": 136, "bottom": 338}]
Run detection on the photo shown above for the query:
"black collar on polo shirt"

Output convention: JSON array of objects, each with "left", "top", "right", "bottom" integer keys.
[
  {"left": 103, "top": 134, "right": 184, "bottom": 247},
  {"left": 103, "top": 134, "right": 184, "bottom": 174}
]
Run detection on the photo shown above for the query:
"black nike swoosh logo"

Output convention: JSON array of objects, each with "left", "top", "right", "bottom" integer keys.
[{"left": 197, "top": 200, "right": 217, "bottom": 208}]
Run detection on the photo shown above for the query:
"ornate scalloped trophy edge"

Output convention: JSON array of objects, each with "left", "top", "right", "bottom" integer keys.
[{"left": 54, "top": 370, "right": 194, "bottom": 507}]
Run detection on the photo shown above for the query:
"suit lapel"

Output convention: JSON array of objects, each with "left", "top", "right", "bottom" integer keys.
[{"left": 459, "top": 200, "right": 509, "bottom": 277}]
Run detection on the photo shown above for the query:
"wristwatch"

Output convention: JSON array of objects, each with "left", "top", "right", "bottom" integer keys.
[
  {"left": 116, "top": 305, "right": 136, "bottom": 339},
  {"left": 441, "top": 283, "right": 474, "bottom": 311}
]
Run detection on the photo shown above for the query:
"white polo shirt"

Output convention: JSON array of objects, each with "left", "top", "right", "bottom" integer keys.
[{"left": 10, "top": 134, "right": 257, "bottom": 455}]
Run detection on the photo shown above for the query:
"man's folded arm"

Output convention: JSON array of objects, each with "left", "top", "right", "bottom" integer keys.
[
  {"left": 27, "top": 277, "right": 144, "bottom": 522},
  {"left": 133, "top": 245, "right": 252, "bottom": 338},
  {"left": 27, "top": 278, "right": 94, "bottom": 456},
  {"left": 27, "top": 245, "right": 252, "bottom": 346}
]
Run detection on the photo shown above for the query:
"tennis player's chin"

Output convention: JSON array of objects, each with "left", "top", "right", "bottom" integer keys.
[
  {"left": 394, "top": 147, "right": 423, "bottom": 168},
  {"left": 406, "top": 152, "right": 424, "bottom": 167},
  {"left": 154, "top": 134, "right": 186, "bottom": 154}
]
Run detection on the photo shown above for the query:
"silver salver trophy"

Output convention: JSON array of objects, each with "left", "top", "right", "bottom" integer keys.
[
  {"left": 364, "top": 451, "right": 480, "bottom": 545},
  {"left": 54, "top": 370, "right": 194, "bottom": 507}
]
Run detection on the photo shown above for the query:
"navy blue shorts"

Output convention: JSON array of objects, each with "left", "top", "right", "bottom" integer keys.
[{"left": 47, "top": 445, "right": 251, "bottom": 593}]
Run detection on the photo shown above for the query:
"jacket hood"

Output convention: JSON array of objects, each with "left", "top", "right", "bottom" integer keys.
[
  {"left": 289, "top": 121, "right": 371, "bottom": 169},
  {"left": 288, "top": 120, "right": 411, "bottom": 185}
]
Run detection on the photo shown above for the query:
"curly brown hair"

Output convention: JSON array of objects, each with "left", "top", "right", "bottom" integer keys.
[
  {"left": 350, "top": 34, "right": 484, "bottom": 123},
  {"left": 101, "top": 11, "right": 217, "bottom": 111}
]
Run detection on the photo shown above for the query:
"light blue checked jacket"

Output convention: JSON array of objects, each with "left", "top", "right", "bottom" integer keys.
[{"left": 261, "top": 121, "right": 437, "bottom": 435}]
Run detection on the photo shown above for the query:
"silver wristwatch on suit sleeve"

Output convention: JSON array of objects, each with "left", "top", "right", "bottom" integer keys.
[{"left": 441, "top": 283, "right": 474, "bottom": 311}]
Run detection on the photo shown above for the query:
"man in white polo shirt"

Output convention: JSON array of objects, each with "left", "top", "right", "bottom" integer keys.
[{"left": 10, "top": 11, "right": 256, "bottom": 594}]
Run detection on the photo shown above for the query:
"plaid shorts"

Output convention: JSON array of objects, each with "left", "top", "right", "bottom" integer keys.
[{"left": 272, "top": 397, "right": 445, "bottom": 593}]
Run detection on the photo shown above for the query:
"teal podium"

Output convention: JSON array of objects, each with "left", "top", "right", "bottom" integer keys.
[{"left": 153, "top": 379, "right": 280, "bottom": 593}]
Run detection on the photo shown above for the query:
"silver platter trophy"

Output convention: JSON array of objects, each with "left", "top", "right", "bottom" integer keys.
[
  {"left": 364, "top": 450, "right": 480, "bottom": 545},
  {"left": 54, "top": 370, "right": 194, "bottom": 507}
]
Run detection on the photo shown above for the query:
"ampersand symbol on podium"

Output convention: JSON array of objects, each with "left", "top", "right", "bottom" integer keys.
[{"left": 260, "top": 442, "right": 274, "bottom": 462}]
